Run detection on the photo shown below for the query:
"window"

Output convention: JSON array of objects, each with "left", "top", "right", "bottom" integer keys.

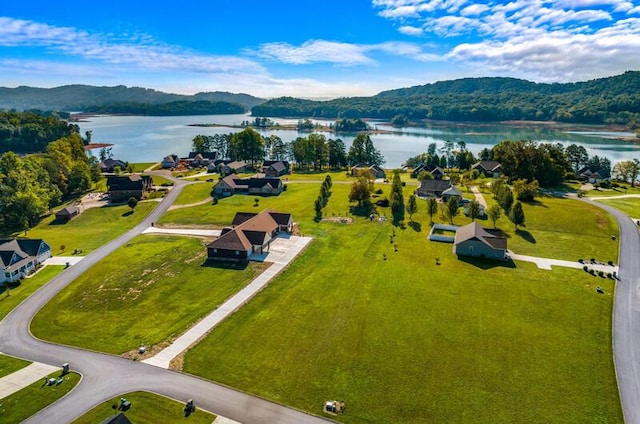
[
  {"left": 212, "top": 249, "right": 217, "bottom": 253},
  {"left": 468, "top": 246, "right": 474, "bottom": 254},
  {"left": 235, "top": 250, "right": 239, "bottom": 255}
]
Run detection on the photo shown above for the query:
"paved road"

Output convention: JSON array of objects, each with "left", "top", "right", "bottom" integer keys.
[
  {"left": 585, "top": 198, "right": 640, "bottom": 424},
  {"left": 0, "top": 176, "right": 330, "bottom": 424}
]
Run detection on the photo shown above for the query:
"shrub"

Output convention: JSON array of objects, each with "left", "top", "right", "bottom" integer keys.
[
  {"left": 608, "top": 260, "right": 613, "bottom": 266},
  {"left": 376, "top": 198, "right": 390, "bottom": 207},
  {"left": 607, "top": 273, "right": 613, "bottom": 279},
  {"left": 598, "top": 270, "right": 605, "bottom": 277},
  {"left": 583, "top": 265, "right": 588, "bottom": 272},
  {"left": 375, "top": 188, "right": 384, "bottom": 194}
]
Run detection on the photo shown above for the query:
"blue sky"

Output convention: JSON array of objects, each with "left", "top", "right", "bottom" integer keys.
[{"left": 1, "top": 0, "right": 639, "bottom": 98}]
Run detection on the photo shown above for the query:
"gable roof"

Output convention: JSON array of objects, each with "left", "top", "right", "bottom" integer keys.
[
  {"left": 454, "top": 222, "right": 507, "bottom": 250},
  {"left": 189, "top": 151, "right": 218, "bottom": 160},
  {"left": 442, "top": 186, "right": 463, "bottom": 197},
  {"left": 55, "top": 205, "right": 80, "bottom": 217},
  {"left": 472, "top": 161, "right": 502, "bottom": 172},
  {"left": 208, "top": 210, "right": 291, "bottom": 253},
  {"left": 417, "top": 179, "right": 451, "bottom": 192},
  {"left": 0, "top": 238, "right": 50, "bottom": 257}
]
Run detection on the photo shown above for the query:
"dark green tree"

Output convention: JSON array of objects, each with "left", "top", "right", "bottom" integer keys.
[
  {"left": 127, "top": 196, "right": 138, "bottom": 212},
  {"left": 406, "top": 194, "right": 418, "bottom": 222},
  {"left": 390, "top": 171, "right": 405, "bottom": 224},
  {"left": 426, "top": 197, "right": 438, "bottom": 224},
  {"left": 446, "top": 197, "right": 459, "bottom": 224},
  {"left": 468, "top": 199, "right": 481, "bottom": 221},
  {"left": 509, "top": 201, "right": 526, "bottom": 229}
]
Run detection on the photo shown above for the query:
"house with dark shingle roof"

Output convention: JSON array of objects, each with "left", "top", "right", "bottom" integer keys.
[
  {"left": 99, "top": 159, "right": 128, "bottom": 173},
  {"left": 54, "top": 205, "right": 81, "bottom": 222},
  {"left": 350, "top": 164, "right": 386, "bottom": 179},
  {"left": 0, "top": 238, "right": 52, "bottom": 283},
  {"left": 212, "top": 175, "right": 283, "bottom": 197},
  {"left": 411, "top": 163, "right": 445, "bottom": 179},
  {"left": 262, "top": 160, "right": 290, "bottom": 177},
  {"left": 453, "top": 222, "right": 507, "bottom": 260},
  {"left": 471, "top": 161, "right": 503, "bottom": 178},
  {"left": 107, "top": 174, "right": 154, "bottom": 202},
  {"left": 207, "top": 210, "right": 293, "bottom": 262},
  {"left": 415, "top": 179, "right": 452, "bottom": 198}
]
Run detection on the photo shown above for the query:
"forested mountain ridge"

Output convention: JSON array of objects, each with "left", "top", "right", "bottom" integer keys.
[
  {"left": 0, "top": 85, "right": 265, "bottom": 112},
  {"left": 252, "top": 71, "right": 640, "bottom": 127}
]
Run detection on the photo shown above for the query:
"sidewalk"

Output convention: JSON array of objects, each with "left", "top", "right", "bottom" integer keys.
[
  {"left": 42, "top": 256, "right": 84, "bottom": 266},
  {"left": 0, "top": 361, "right": 60, "bottom": 399},
  {"left": 509, "top": 251, "right": 618, "bottom": 272},
  {"left": 143, "top": 236, "right": 312, "bottom": 369}
]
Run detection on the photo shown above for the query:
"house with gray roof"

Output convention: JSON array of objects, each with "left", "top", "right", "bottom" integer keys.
[
  {"left": 453, "top": 222, "right": 507, "bottom": 260},
  {"left": 415, "top": 179, "right": 452, "bottom": 198},
  {"left": 0, "top": 238, "right": 52, "bottom": 283},
  {"left": 212, "top": 175, "right": 283, "bottom": 197},
  {"left": 472, "top": 161, "right": 503, "bottom": 178}
]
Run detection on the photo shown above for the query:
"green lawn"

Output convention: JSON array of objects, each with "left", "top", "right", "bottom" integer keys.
[
  {"left": 0, "top": 265, "right": 63, "bottom": 321},
  {"left": 496, "top": 196, "right": 619, "bottom": 262},
  {"left": 173, "top": 182, "right": 214, "bottom": 205},
  {"left": 287, "top": 170, "right": 350, "bottom": 181},
  {"left": 0, "top": 354, "right": 30, "bottom": 378},
  {"left": 24, "top": 202, "right": 157, "bottom": 255},
  {"left": 596, "top": 197, "right": 640, "bottom": 218},
  {"left": 71, "top": 391, "right": 216, "bottom": 424},
  {"left": 147, "top": 174, "right": 173, "bottom": 187},
  {"left": 130, "top": 162, "right": 157, "bottom": 172},
  {"left": 31, "top": 236, "right": 261, "bottom": 354},
  {"left": 0, "top": 371, "right": 80, "bottom": 423},
  {"left": 183, "top": 215, "right": 621, "bottom": 423}
]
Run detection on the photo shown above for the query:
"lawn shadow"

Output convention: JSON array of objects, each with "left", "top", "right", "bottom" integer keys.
[
  {"left": 408, "top": 221, "right": 422, "bottom": 232},
  {"left": 457, "top": 256, "right": 517, "bottom": 270},
  {"left": 523, "top": 199, "right": 548, "bottom": 207},
  {"left": 121, "top": 210, "right": 134, "bottom": 217},
  {"left": 349, "top": 205, "right": 374, "bottom": 217},
  {"left": 515, "top": 228, "right": 536, "bottom": 244},
  {"left": 201, "top": 260, "right": 248, "bottom": 270}
]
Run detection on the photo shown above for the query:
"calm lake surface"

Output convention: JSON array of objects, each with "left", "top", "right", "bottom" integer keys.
[{"left": 77, "top": 114, "right": 640, "bottom": 168}]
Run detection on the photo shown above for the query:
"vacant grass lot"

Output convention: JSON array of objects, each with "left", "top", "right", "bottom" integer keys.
[
  {"left": 0, "top": 266, "right": 63, "bottom": 321},
  {"left": 173, "top": 182, "right": 213, "bottom": 205},
  {"left": 31, "top": 236, "right": 261, "bottom": 354},
  {"left": 0, "top": 354, "right": 30, "bottom": 378},
  {"left": 0, "top": 371, "right": 80, "bottom": 423},
  {"left": 596, "top": 197, "right": 640, "bottom": 218},
  {"left": 184, "top": 215, "right": 621, "bottom": 423},
  {"left": 499, "top": 196, "right": 619, "bottom": 262},
  {"left": 72, "top": 391, "right": 216, "bottom": 424},
  {"left": 25, "top": 202, "right": 157, "bottom": 255}
]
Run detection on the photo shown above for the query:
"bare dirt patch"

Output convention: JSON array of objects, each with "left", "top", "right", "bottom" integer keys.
[{"left": 322, "top": 216, "right": 353, "bottom": 224}]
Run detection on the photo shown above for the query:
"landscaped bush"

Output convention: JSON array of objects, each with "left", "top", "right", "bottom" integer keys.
[
  {"left": 598, "top": 270, "right": 605, "bottom": 277},
  {"left": 583, "top": 265, "right": 589, "bottom": 272},
  {"left": 375, "top": 188, "right": 384, "bottom": 194},
  {"left": 376, "top": 198, "right": 389, "bottom": 207}
]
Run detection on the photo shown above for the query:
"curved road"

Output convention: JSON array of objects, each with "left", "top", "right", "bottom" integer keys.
[
  {"left": 0, "top": 176, "right": 330, "bottom": 424},
  {"left": 588, "top": 198, "right": 640, "bottom": 424}
]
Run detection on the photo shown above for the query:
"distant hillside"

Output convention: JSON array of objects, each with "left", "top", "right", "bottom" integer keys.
[
  {"left": 252, "top": 71, "right": 640, "bottom": 126},
  {"left": 0, "top": 85, "right": 265, "bottom": 112}
]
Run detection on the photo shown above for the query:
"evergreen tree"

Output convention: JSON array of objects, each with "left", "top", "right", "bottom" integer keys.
[
  {"left": 468, "top": 199, "right": 481, "bottom": 221},
  {"left": 446, "top": 197, "right": 459, "bottom": 224},
  {"left": 406, "top": 194, "right": 418, "bottom": 222},
  {"left": 426, "top": 197, "right": 438, "bottom": 224},
  {"left": 509, "top": 201, "right": 526, "bottom": 230},
  {"left": 389, "top": 171, "right": 405, "bottom": 224}
]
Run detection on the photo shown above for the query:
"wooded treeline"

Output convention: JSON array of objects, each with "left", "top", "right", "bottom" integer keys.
[
  {"left": 83, "top": 100, "right": 244, "bottom": 116},
  {"left": 252, "top": 71, "right": 640, "bottom": 127},
  {"left": 0, "top": 111, "right": 80, "bottom": 154}
]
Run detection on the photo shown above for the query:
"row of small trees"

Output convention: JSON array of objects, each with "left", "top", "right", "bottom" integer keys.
[{"left": 314, "top": 175, "right": 333, "bottom": 220}]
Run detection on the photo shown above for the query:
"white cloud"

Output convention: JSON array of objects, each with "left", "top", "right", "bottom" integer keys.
[
  {"left": 0, "top": 16, "right": 264, "bottom": 75},
  {"left": 460, "top": 4, "right": 491, "bottom": 16},
  {"left": 398, "top": 25, "right": 425, "bottom": 35},
  {"left": 254, "top": 39, "right": 440, "bottom": 65},
  {"left": 253, "top": 40, "right": 374, "bottom": 65}
]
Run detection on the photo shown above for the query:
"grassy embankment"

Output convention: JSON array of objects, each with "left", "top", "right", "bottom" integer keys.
[
  {"left": 71, "top": 391, "right": 216, "bottom": 424},
  {"left": 31, "top": 236, "right": 262, "bottom": 355},
  {"left": 25, "top": 202, "right": 157, "bottom": 256},
  {"left": 0, "top": 371, "right": 80, "bottom": 423}
]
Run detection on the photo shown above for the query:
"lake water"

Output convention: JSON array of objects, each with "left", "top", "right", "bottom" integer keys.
[{"left": 77, "top": 114, "right": 640, "bottom": 168}]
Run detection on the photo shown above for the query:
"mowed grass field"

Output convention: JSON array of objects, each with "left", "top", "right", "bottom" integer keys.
[
  {"left": 31, "top": 236, "right": 263, "bottom": 354},
  {"left": 172, "top": 182, "right": 214, "bottom": 206},
  {"left": 0, "top": 371, "right": 80, "bottom": 423},
  {"left": 0, "top": 265, "right": 64, "bottom": 321},
  {"left": 596, "top": 197, "right": 640, "bottom": 219},
  {"left": 72, "top": 391, "right": 216, "bottom": 424},
  {"left": 183, "top": 214, "right": 620, "bottom": 423},
  {"left": 166, "top": 178, "right": 619, "bottom": 423},
  {"left": 25, "top": 202, "right": 157, "bottom": 255}
]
